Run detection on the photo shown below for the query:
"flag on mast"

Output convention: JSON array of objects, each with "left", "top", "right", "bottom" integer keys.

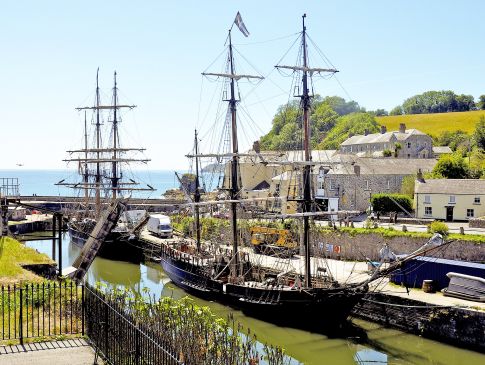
[{"left": 234, "top": 12, "right": 249, "bottom": 37}]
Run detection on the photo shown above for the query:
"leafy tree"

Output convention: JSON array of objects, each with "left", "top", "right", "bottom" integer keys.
[
  {"left": 435, "top": 130, "right": 469, "bottom": 151},
  {"left": 369, "top": 109, "right": 388, "bottom": 116},
  {"left": 431, "top": 153, "right": 469, "bottom": 178},
  {"left": 474, "top": 116, "right": 485, "bottom": 150},
  {"left": 400, "top": 175, "right": 416, "bottom": 198},
  {"left": 321, "top": 96, "right": 363, "bottom": 116},
  {"left": 260, "top": 99, "right": 339, "bottom": 150},
  {"left": 468, "top": 149, "right": 485, "bottom": 178},
  {"left": 318, "top": 113, "right": 380, "bottom": 149},
  {"left": 383, "top": 149, "right": 392, "bottom": 157},
  {"left": 401, "top": 90, "right": 476, "bottom": 114},
  {"left": 477, "top": 95, "right": 485, "bottom": 110},
  {"left": 394, "top": 142, "right": 402, "bottom": 158},
  {"left": 390, "top": 106, "right": 403, "bottom": 115}
]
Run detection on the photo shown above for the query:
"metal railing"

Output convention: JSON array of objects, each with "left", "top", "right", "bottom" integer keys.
[
  {"left": 84, "top": 284, "right": 183, "bottom": 365},
  {"left": 0, "top": 282, "right": 83, "bottom": 344}
]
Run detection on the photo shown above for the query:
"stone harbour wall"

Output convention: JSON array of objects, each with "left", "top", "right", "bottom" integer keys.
[
  {"left": 352, "top": 293, "right": 485, "bottom": 352},
  {"left": 313, "top": 230, "right": 484, "bottom": 262}
]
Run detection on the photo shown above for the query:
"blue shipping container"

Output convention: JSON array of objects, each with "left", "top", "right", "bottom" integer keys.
[{"left": 390, "top": 257, "right": 485, "bottom": 290}]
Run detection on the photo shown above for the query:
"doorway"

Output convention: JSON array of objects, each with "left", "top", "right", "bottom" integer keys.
[{"left": 446, "top": 206, "right": 454, "bottom": 222}]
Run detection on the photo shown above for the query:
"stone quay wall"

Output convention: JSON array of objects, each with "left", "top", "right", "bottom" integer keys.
[
  {"left": 313, "top": 230, "right": 484, "bottom": 262},
  {"left": 352, "top": 293, "right": 485, "bottom": 352}
]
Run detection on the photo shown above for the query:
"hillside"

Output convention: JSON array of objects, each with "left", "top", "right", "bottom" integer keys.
[{"left": 376, "top": 110, "right": 485, "bottom": 136}]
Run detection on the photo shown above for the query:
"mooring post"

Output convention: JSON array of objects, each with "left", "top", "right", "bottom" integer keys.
[
  {"left": 52, "top": 214, "right": 57, "bottom": 261},
  {"left": 58, "top": 214, "right": 63, "bottom": 275}
]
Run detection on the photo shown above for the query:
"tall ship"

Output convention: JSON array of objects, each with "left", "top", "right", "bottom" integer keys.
[
  {"left": 58, "top": 70, "right": 154, "bottom": 258},
  {"left": 159, "top": 14, "right": 448, "bottom": 328}
]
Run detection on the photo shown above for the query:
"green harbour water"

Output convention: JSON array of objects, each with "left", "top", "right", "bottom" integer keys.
[{"left": 25, "top": 236, "right": 485, "bottom": 365}]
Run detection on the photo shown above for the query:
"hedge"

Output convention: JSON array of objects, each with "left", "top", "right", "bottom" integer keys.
[{"left": 371, "top": 193, "right": 413, "bottom": 213}]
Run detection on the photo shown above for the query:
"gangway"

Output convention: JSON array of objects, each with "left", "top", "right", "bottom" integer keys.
[{"left": 63, "top": 199, "right": 126, "bottom": 282}]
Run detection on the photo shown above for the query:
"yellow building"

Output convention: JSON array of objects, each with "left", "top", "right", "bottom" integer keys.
[{"left": 414, "top": 179, "right": 485, "bottom": 221}]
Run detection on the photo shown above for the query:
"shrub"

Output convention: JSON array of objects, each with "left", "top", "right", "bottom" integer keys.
[
  {"left": 371, "top": 193, "right": 413, "bottom": 214},
  {"left": 428, "top": 221, "right": 449, "bottom": 236},
  {"left": 383, "top": 149, "right": 392, "bottom": 157}
]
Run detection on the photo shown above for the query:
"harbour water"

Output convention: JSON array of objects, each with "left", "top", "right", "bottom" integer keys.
[{"left": 25, "top": 235, "right": 485, "bottom": 365}]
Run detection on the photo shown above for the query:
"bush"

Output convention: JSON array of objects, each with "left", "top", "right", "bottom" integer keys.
[
  {"left": 428, "top": 221, "right": 449, "bottom": 236},
  {"left": 383, "top": 149, "right": 392, "bottom": 157},
  {"left": 371, "top": 193, "right": 413, "bottom": 214}
]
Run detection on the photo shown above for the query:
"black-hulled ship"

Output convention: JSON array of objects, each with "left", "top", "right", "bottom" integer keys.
[
  {"left": 58, "top": 70, "right": 154, "bottom": 259},
  {"left": 159, "top": 14, "right": 447, "bottom": 329}
]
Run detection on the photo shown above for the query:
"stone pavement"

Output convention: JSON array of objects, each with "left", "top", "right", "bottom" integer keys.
[{"left": 0, "top": 339, "right": 103, "bottom": 365}]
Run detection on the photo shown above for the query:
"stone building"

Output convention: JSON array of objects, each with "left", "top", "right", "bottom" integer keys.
[
  {"left": 415, "top": 178, "right": 485, "bottom": 221},
  {"left": 339, "top": 124, "right": 433, "bottom": 159},
  {"left": 317, "top": 155, "right": 437, "bottom": 212}
]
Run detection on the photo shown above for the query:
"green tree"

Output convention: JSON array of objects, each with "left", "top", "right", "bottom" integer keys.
[
  {"left": 318, "top": 113, "right": 380, "bottom": 149},
  {"left": 401, "top": 90, "right": 476, "bottom": 114},
  {"left": 477, "top": 95, "right": 485, "bottom": 110},
  {"left": 436, "top": 129, "right": 469, "bottom": 151},
  {"left": 474, "top": 116, "right": 485, "bottom": 150},
  {"left": 401, "top": 175, "right": 416, "bottom": 198},
  {"left": 321, "top": 96, "right": 363, "bottom": 116},
  {"left": 390, "top": 106, "right": 403, "bottom": 115},
  {"left": 431, "top": 153, "right": 469, "bottom": 178}
]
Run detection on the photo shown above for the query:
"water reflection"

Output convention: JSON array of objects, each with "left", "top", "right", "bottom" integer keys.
[{"left": 24, "top": 236, "right": 485, "bottom": 365}]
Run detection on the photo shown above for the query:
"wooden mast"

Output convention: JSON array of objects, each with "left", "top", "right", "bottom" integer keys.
[
  {"left": 83, "top": 111, "right": 89, "bottom": 202},
  {"left": 111, "top": 71, "right": 119, "bottom": 200},
  {"left": 228, "top": 29, "right": 239, "bottom": 278},
  {"left": 194, "top": 129, "right": 201, "bottom": 251},
  {"left": 95, "top": 68, "right": 102, "bottom": 217},
  {"left": 276, "top": 15, "right": 338, "bottom": 288},
  {"left": 301, "top": 14, "right": 312, "bottom": 288}
]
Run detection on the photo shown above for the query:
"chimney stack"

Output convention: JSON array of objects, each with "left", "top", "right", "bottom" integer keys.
[
  {"left": 399, "top": 123, "right": 406, "bottom": 133},
  {"left": 253, "top": 140, "right": 260, "bottom": 153},
  {"left": 380, "top": 125, "right": 387, "bottom": 134},
  {"left": 416, "top": 168, "right": 425, "bottom": 183}
]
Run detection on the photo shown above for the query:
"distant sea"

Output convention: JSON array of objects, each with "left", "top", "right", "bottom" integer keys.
[{"left": 0, "top": 169, "right": 184, "bottom": 198}]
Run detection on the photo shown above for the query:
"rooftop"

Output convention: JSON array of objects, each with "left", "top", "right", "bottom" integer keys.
[
  {"left": 416, "top": 179, "right": 485, "bottom": 195},
  {"left": 341, "top": 129, "right": 427, "bottom": 146}
]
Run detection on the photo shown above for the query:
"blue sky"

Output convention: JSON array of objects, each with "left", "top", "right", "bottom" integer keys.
[{"left": 1, "top": 1, "right": 484, "bottom": 170}]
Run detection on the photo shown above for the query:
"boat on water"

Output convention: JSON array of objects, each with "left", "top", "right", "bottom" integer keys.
[
  {"left": 159, "top": 14, "right": 451, "bottom": 329},
  {"left": 57, "top": 70, "right": 154, "bottom": 259}
]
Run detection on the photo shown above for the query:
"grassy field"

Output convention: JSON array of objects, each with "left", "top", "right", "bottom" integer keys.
[
  {"left": 0, "top": 237, "right": 54, "bottom": 284},
  {"left": 376, "top": 110, "right": 485, "bottom": 136}
]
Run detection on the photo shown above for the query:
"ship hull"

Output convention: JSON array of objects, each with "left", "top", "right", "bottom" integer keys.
[
  {"left": 159, "top": 247, "right": 366, "bottom": 329},
  {"left": 68, "top": 225, "right": 143, "bottom": 261}
]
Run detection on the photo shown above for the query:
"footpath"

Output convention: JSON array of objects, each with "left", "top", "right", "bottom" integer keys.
[{"left": 0, "top": 339, "right": 102, "bottom": 365}]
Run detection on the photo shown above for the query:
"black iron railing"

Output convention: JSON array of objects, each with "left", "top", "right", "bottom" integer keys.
[
  {"left": 83, "top": 284, "right": 183, "bottom": 365},
  {"left": 0, "top": 282, "right": 83, "bottom": 344}
]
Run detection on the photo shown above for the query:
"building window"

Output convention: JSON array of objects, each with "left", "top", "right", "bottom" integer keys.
[
  {"left": 386, "top": 180, "right": 390, "bottom": 190},
  {"left": 407, "top": 142, "right": 411, "bottom": 148},
  {"left": 474, "top": 197, "right": 481, "bottom": 204},
  {"left": 365, "top": 180, "right": 369, "bottom": 190},
  {"left": 275, "top": 183, "right": 280, "bottom": 194},
  {"left": 318, "top": 181, "right": 324, "bottom": 190},
  {"left": 329, "top": 180, "right": 336, "bottom": 190},
  {"left": 424, "top": 195, "right": 431, "bottom": 204},
  {"left": 467, "top": 209, "right": 474, "bottom": 218},
  {"left": 425, "top": 207, "right": 432, "bottom": 216},
  {"left": 449, "top": 196, "right": 456, "bottom": 204},
  {"left": 407, "top": 154, "right": 410, "bottom": 158},
  {"left": 350, "top": 146, "right": 353, "bottom": 152}
]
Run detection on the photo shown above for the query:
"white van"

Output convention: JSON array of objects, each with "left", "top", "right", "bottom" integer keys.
[{"left": 147, "top": 214, "right": 173, "bottom": 238}]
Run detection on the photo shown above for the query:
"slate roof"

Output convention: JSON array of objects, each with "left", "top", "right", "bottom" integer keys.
[
  {"left": 415, "top": 179, "right": 485, "bottom": 195},
  {"left": 432, "top": 146, "right": 453, "bottom": 154},
  {"left": 325, "top": 156, "right": 437, "bottom": 175},
  {"left": 341, "top": 129, "right": 427, "bottom": 146}
]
